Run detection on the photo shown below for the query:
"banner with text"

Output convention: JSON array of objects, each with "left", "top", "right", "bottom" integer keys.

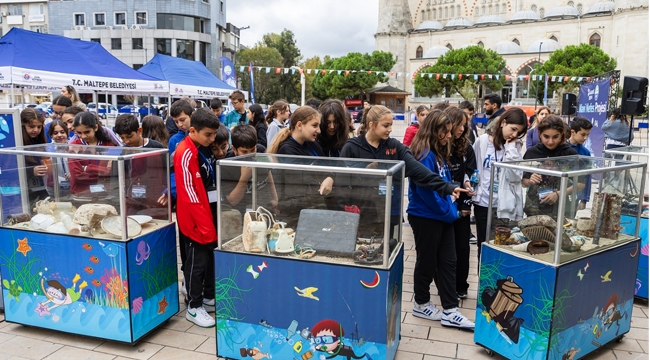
[
  {"left": 3, "top": 67, "right": 168, "bottom": 94},
  {"left": 169, "top": 83, "right": 247, "bottom": 100},
  {"left": 578, "top": 78, "right": 610, "bottom": 157}
]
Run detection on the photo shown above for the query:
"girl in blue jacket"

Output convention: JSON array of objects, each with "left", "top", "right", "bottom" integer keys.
[{"left": 407, "top": 109, "right": 474, "bottom": 330}]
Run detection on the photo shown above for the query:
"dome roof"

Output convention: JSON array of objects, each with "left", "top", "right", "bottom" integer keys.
[
  {"left": 492, "top": 40, "right": 524, "bottom": 54},
  {"left": 423, "top": 45, "right": 450, "bottom": 58},
  {"left": 508, "top": 9, "right": 541, "bottom": 22},
  {"left": 476, "top": 14, "right": 506, "bottom": 25},
  {"left": 545, "top": 5, "right": 580, "bottom": 18},
  {"left": 586, "top": 1, "right": 616, "bottom": 14},
  {"left": 445, "top": 17, "right": 474, "bottom": 28},
  {"left": 527, "top": 38, "right": 562, "bottom": 53},
  {"left": 417, "top": 20, "right": 444, "bottom": 30}
]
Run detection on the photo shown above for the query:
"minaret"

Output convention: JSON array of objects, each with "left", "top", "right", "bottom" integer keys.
[{"left": 375, "top": 0, "right": 413, "bottom": 91}]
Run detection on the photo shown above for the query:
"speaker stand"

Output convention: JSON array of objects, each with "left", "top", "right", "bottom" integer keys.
[{"left": 627, "top": 115, "right": 635, "bottom": 145}]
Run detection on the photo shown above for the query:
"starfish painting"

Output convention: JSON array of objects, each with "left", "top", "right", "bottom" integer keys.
[
  {"left": 158, "top": 295, "right": 168, "bottom": 314},
  {"left": 16, "top": 238, "right": 31, "bottom": 256},
  {"left": 35, "top": 302, "right": 51, "bottom": 317}
]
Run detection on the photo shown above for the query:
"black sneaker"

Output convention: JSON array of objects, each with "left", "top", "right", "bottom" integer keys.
[{"left": 458, "top": 292, "right": 468, "bottom": 299}]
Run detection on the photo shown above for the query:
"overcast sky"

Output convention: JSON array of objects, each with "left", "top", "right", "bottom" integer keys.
[{"left": 226, "top": 0, "right": 379, "bottom": 62}]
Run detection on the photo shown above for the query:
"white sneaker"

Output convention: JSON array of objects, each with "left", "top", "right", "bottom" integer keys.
[
  {"left": 469, "top": 236, "right": 477, "bottom": 244},
  {"left": 203, "top": 298, "right": 215, "bottom": 313},
  {"left": 412, "top": 301, "right": 442, "bottom": 321},
  {"left": 186, "top": 306, "right": 215, "bottom": 328},
  {"left": 441, "top": 307, "right": 475, "bottom": 330}
]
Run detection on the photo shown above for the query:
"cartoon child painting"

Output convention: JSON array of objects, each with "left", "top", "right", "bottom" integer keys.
[
  {"left": 39, "top": 274, "right": 87, "bottom": 311},
  {"left": 602, "top": 293, "right": 628, "bottom": 336},
  {"left": 239, "top": 345, "right": 270, "bottom": 359},
  {"left": 311, "top": 319, "right": 369, "bottom": 360}
]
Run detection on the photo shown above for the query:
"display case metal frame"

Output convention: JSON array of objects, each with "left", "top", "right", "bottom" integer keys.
[
  {"left": 487, "top": 155, "right": 647, "bottom": 265},
  {"left": 0, "top": 144, "right": 172, "bottom": 241},
  {"left": 215, "top": 153, "right": 406, "bottom": 269}
]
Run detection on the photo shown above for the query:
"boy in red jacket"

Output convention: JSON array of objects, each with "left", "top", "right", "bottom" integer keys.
[{"left": 174, "top": 108, "right": 220, "bottom": 327}]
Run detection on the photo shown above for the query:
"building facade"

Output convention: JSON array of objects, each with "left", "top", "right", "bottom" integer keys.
[
  {"left": 50, "top": 0, "right": 226, "bottom": 75},
  {"left": 376, "top": 0, "right": 649, "bottom": 109}
]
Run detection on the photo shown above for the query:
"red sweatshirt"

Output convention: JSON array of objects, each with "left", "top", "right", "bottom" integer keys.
[
  {"left": 174, "top": 136, "right": 217, "bottom": 244},
  {"left": 68, "top": 139, "right": 115, "bottom": 196},
  {"left": 403, "top": 123, "right": 419, "bottom": 146}
]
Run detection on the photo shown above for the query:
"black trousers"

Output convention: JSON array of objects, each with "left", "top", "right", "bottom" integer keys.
[
  {"left": 453, "top": 214, "right": 471, "bottom": 295},
  {"left": 179, "top": 230, "right": 189, "bottom": 272},
  {"left": 409, "top": 214, "right": 458, "bottom": 310},
  {"left": 184, "top": 240, "right": 216, "bottom": 309}
]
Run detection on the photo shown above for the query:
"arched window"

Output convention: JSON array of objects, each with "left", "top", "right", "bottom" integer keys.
[
  {"left": 457, "top": 5, "right": 462, "bottom": 16},
  {"left": 445, "top": 6, "right": 449, "bottom": 17},
  {"left": 540, "top": 7, "right": 545, "bottom": 17},
  {"left": 512, "top": 38, "right": 520, "bottom": 45},
  {"left": 482, "top": 5, "right": 486, "bottom": 14},
  {"left": 422, "top": 10, "right": 426, "bottom": 21},
  {"left": 549, "top": 35, "right": 558, "bottom": 42},
  {"left": 433, "top": 8, "right": 437, "bottom": 18},
  {"left": 477, "top": 41, "right": 484, "bottom": 48},
  {"left": 446, "top": 43, "right": 453, "bottom": 50},
  {"left": 450, "top": 6, "right": 454, "bottom": 17},
  {"left": 577, "top": 3, "right": 583, "bottom": 14},
  {"left": 416, "top": 46, "right": 423, "bottom": 58},
  {"left": 502, "top": 4, "right": 507, "bottom": 12},
  {"left": 568, "top": 1, "right": 574, "bottom": 7},
  {"left": 531, "top": 4, "right": 537, "bottom": 12},
  {"left": 589, "top": 33, "right": 601, "bottom": 47},
  {"left": 474, "top": 7, "right": 479, "bottom": 16},
  {"left": 427, "top": 9, "right": 431, "bottom": 20}
]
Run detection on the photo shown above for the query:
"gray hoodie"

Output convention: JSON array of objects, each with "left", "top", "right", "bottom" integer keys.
[{"left": 602, "top": 119, "right": 633, "bottom": 144}]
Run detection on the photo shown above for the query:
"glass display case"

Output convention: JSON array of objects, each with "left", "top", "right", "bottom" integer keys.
[
  {"left": 486, "top": 155, "right": 646, "bottom": 265},
  {"left": 475, "top": 155, "right": 645, "bottom": 360},
  {"left": 0, "top": 144, "right": 172, "bottom": 240},
  {"left": 0, "top": 144, "right": 178, "bottom": 343},
  {"left": 213, "top": 154, "right": 406, "bottom": 360},
  {"left": 216, "top": 153, "right": 405, "bottom": 269}
]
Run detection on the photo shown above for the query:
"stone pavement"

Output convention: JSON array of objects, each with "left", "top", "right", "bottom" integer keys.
[{"left": 0, "top": 122, "right": 647, "bottom": 359}]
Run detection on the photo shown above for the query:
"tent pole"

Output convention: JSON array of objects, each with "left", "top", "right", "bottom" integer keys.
[{"left": 10, "top": 83, "right": 14, "bottom": 108}]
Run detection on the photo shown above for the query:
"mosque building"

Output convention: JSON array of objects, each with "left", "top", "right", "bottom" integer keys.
[{"left": 375, "top": 0, "right": 648, "bottom": 109}]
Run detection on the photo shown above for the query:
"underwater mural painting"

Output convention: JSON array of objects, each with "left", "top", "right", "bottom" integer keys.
[
  {"left": 476, "top": 240, "right": 639, "bottom": 360},
  {"left": 0, "top": 224, "right": 178, "bottom": 343},
  {"left": 214, "top": 247, "right": 404, "bottom": 360}
]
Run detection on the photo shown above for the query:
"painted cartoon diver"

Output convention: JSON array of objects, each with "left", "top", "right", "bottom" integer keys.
[
  {"left": 562, "top": 347, "right": 580, "bottom": 360},
  {"left": 39, "top": 274, "right": 87, "bottom": 311},
  {"left": 311, "top": 319, "right": 371, "bottom": 360},
  {"left": 603, "top": 293, "right": 628, "bottom": 336},
  {"left": 481, "top": 276, "right": 525, "bottom": 344}
]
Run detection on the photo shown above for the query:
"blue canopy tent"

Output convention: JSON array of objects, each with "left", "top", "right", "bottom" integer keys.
[
  {"left": 0, "top": 28, "right": 168, "bottom": 96},
  {"left": 137, "top": 54, "right": 243, "bottom": 100}
]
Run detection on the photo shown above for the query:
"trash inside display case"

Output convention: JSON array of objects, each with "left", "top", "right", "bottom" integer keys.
[
  {"left": 216, "top": 154, "right": 405, "bottom": 268},
  {"left": 604, "top": 145, "right": 649, "bottom": 299},
  {"left": 0, "top": 144, "right": 172, "bottom": 240},
  {"left": 485, "top": 155, "right": 646, "bottom": 265},
  {"left": 0, "top": 144, "right": 177, "bottom": 343},
  {"left": 475, "top": 155, "right": 645, "bottom": 360},
  {"left": 214, "top": 154, "right": 406, "bottom": 360}
]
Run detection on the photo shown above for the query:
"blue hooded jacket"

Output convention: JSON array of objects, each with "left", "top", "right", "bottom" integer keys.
[{"left": 407, "top": 149, "right": 459, "bottom": 223}]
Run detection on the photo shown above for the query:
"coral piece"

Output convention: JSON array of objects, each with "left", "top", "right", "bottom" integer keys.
[
  {"left": 132, "top": 297, "right": 143, "bottom": 314},
  {"left": 73, "top": 204, "right": 118, "bottom": 225},
  {"left": 518, "top": 215, "right": 557, "bottom": 229},
  {"left": 591, "top": 193, "right": 623, "bottom": 239}
]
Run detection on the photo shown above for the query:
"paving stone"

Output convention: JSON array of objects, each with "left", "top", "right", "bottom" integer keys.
[
  {"left": 143, "top": 328, "right": 208, "bottom": 351},
  {"left": 148, "top": 346, "right": 217, "bottom": 360},
  {"left": 43, "top": 346, "right": 115, "bottom": 360},
  {"left": 397, "top": 336, "right": 457, "bottom": 358},
  {"left": 94, "top": 340, "right": 163, "bottom": 360},
  {"left": 0, "top": 336, "right": 63, "bottom": 360}
]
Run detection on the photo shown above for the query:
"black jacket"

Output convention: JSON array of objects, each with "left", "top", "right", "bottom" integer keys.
[
  {"left": 523, "top": 142, "right": 577, "bottom": 163},
  {"left": 255, "top": 122, "right": 268, "bottom": 148},
  {"left": 166, "top": 116, "right": 179, "bottom": 137},
  {"left": 449, "top": 143, "right": 477, "bottom": 211},
  {"left": 486, "top": 107, "right": 506, "bottom": 129},
  {"left": 340, "top": 134, "right": 456, "bottom": 196},
  {"left": 277, "top": 138, "right": 325, "bottom": 157}
]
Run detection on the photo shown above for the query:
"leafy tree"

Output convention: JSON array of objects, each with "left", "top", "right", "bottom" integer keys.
[
  {"left": 414, "top": 46, "right": 507, "bottom": 100},
  {"left": 532, "top": 43, "right": 617, "bottom": 103},
  {"left": 235, "top": 45, "right": 283, "bottom": 105},
  {"left": 310, "top": 51, "right": 395, "bottom": 99},
  {"left": 262, "top": 30, "right": 302, "bottom": 103}
]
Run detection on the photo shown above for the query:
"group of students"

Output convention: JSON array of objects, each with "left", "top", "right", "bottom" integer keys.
[{"left": 21, "top": 86, "right": 619, "bottom": 333}]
